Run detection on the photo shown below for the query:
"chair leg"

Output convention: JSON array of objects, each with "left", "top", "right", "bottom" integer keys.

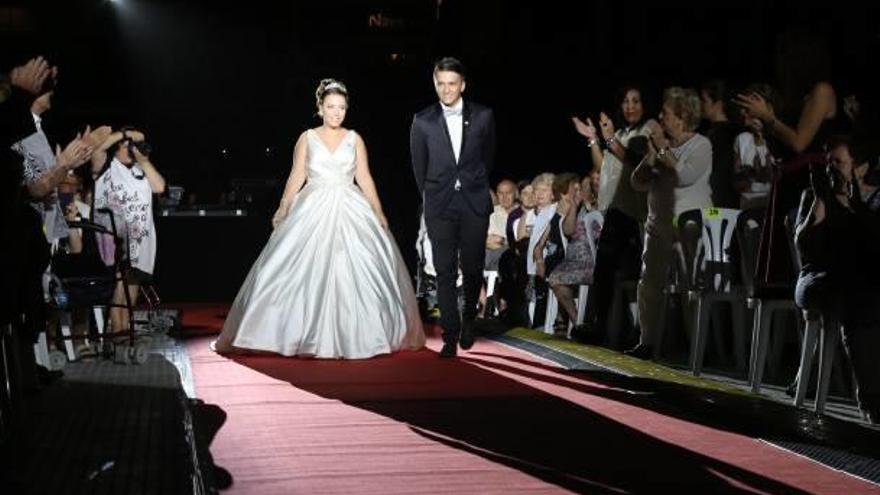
[
  {"left": 59, "top": 312, "right": 76, "bottom": 361},
  {"left": 544, "top": 291, "right": 558, "bottom": 334},
  {"left": 750, "top": 302, "right": 774, "bottom": 393},
  {"left": 33, "top": 332, "right": 49, "bottom": 369},
  {"left": 485, "top": 272, "right": 498, "bottom": 298},
  {"left": 691, "top": 294, "right": 712, "bottom": 375},
  {"left": 94, "top": 307, "right": 106, "bottom": 336},
  {"left": 731, "top": 301, "right": 747, "bottom": 373},
  {"left": 815, "top": 319, "right": 840, "bottom": 414},
  {"left": 575, "top": 285, "right": 589, "bottom": 325},
  {"left": 794, "top": 319, "right": 819, "bottom": 407},
  {"left": 747, "top": 300, "right": 762, "bottom": 389}
]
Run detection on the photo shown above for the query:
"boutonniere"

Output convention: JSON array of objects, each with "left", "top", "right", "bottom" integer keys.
[{"left": 464, "top": 120, "right": 470, "bottom": 127}]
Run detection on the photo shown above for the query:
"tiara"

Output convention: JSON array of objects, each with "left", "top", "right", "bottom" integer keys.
[{"left": 324, "top": 82, "right": 344, "bottom": 92}]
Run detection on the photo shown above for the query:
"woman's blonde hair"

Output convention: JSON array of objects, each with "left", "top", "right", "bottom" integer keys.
[{"left": 531, "top": 172, "right": 555, "bottom": 190}]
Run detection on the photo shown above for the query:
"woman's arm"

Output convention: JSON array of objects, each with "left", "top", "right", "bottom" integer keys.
[
  {"left": 737, "top": 82, "right": 835, "bottom": 154},
  {"left": 273, "top": 131, "right": 309, "bottom": 228},
  {"left": 572, "top": 116, "right": 604, "bottom": 172},
  {"left": 353, "top": 133, "right": 388, "bottom": 229},
  {"left": 26, "top": 135, "right": 92, "bottom": 200},
  {"left": 560, "top": 199, "right": 578, "bottom": 237},
  {"left": 65, "top": 202, "right": 83, "bottom": 254},
  {"left": 90, "top": 130, "right": 126, "bottom": 176},
  {"left": 533, "top": 227, "right": 551, "bottom": 278},
  {"left": 771, "top": 83, "right": 835, "bottom": 153},
  {"left": 630, "top": 143, "right": 656, "bottom": 193},
  {"left": 131, "top": 147, "right": 165, "bottom": 194},
  {"left": 673, "top": 137, "right": 713, "bottom": 186}
]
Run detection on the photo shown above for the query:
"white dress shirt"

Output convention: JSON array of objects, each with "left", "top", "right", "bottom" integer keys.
[
  {"left": 32, "top": 113, "right": 43, "bottom": 132},
  {"left": 442, "top": 98, "right": 464, "bottom": 190}
]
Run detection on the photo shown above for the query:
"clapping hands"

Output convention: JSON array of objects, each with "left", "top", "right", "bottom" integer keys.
[
  {"left": 56, "top": 130, "right": 94, "bottom": 170},
  {"left": 10, "top": 56, "right": 56, "bottom": 96},
  {"left": 571, "top": 116, "right": 598, "bottom": 141}
]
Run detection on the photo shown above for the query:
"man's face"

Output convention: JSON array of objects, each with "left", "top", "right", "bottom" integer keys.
[
  {"left": 496, "top": 182, "right": 517, "bottom": 210},
  {"left": 829, "top": 144, "right": 856, "bottom": 182},
  {"left": 433, "top": 70, "right": 465, "bottom": 107},
  {"left": 520, "top": 185, "right": 536, "bottom": 209}
]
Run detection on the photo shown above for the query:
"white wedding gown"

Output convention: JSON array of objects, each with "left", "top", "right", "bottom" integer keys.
[{"left": 214, "top": 129, "right": 425, "bottom": 358}]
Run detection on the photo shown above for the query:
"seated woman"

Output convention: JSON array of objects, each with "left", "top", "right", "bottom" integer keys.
[
  {"left": 794, "top": 135, "right": 880, "bottom": 424},
  {"left": 521, "top": 173, "right": 557, "bottom": 326},
  {"left": 544, "top": 173, "right": 602, "bottom": 336}
]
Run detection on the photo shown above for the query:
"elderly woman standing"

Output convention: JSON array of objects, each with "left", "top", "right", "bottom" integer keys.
[{"left": 628, "top": 87, "right": 713, "bottom": 359}]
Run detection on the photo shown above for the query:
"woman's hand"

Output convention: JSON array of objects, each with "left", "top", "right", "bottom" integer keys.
[
  {"left": 125, "top": 130, "right": 146, "bottom": 142},
  {"left": 83, "top": 125, "right": 113, "bottom": 149},
  {"left": 272, "top": 203, "right": 290, "bottom": 229},
  {"left": 735, "top": 92, "right": 775, "bottom": 123},
  {"left": 571, "top": 116, "right": 598, "bottom": 141},
  {"left": 65, "top": 201, "right": 79, "bottom": 222},
  {"left": 376, "top": 212, "right": 389, "bottom": 231},
  {"left": 599, "top": 112, "right": 615, "bottom": 140},
  {"left": 56, "top": 134, "right": 93, "bottom": 170},
  {"left": 557, "top": 196, "right": 574, "bottom": 216},
  {"left": 131, "top": 145, "right": 150, "bottom": 163},
  {"left": 645, "top": 119, "right": 663, "bottom": 137}
]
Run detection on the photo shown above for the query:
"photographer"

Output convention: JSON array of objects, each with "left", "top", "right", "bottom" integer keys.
[
  {"left": 794, "top": 135, "right": 880, "bottom": 423},
  {"left": 91, "top": 128, "right": 165, "bottom": 333}
]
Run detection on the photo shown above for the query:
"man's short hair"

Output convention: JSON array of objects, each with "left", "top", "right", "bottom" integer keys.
[{"left": 433, "top": 57, "right": 466, "bottom": 79}]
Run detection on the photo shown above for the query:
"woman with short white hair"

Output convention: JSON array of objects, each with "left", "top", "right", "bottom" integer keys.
[{"left": 628, "top": 87, "right": 713, "bottom": 359}]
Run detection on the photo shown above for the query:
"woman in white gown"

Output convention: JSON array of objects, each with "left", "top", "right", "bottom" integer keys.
[{"left": 213, "top": 79, "right": 425, "bottom": 358}]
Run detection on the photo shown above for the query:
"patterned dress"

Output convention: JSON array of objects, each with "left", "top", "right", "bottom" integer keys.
[{"left": 547, "top": 208, "right": 601, "bottom": 286}]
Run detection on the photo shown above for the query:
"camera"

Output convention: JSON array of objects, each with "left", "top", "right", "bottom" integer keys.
[
  {"left": 809, "top": 161, "right": 843, "bottom": 200},
  {"left": 128, "top": 140, "right": 153, "bottom": 157}
]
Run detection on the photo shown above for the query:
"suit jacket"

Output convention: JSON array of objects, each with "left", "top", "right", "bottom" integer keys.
[{"left": 410, "top": 100, "right": 496, "bottom": 221}]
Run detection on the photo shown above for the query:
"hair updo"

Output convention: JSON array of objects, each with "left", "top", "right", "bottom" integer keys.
[{"left": 315, "top": 78, "right": 349, "bottom": 111}]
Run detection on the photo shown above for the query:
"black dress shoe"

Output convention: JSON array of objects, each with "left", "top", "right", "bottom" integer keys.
[
  {"left": 570, "top": 324, "right": 601, "bottom": 345},
  {"left": 623, "top": 343, "right": 654, "bottom": 360},
  {"left": 459, "top": 320, "right": 475, "bottom": 350},
  {"left": 439, "top": 342, "right": 458, "bottom": 358}
]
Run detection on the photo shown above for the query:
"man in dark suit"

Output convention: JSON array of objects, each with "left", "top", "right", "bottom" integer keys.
[{"left": 410, "top": 57, "right": 496, "bottom": 358}]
